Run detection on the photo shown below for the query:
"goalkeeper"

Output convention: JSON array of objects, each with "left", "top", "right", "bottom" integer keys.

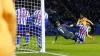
[
  {"left": 77, "top": 15, "right": 94, "bottom": 41},
  {"left": 52, "top": 21, "right": 77, "bottom": 44},
  {"left": 52, "top": 21, "right": 89, "bottom": 44}
]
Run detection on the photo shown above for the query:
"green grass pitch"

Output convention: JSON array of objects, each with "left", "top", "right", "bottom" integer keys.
[{"left": 16, "top": 35, "right": 100, "bottom": 56}]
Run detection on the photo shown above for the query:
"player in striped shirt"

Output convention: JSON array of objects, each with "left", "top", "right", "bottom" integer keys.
[
  {"left": 75, "top": 22, "right": 89, "bottom": 43},
  {"left": 29, "top": 10, "right": 48, "bottom": 48},
  {"left": 16, "top": 8, "right": 30, "bottom": 48},
  {"left": 77, "top": 15, "right": 94, "bottom": 41}
]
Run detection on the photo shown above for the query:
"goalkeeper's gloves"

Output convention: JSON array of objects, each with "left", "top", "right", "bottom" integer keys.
[{"left": 70, "top": 24, "right": 74, "bottom": 27}]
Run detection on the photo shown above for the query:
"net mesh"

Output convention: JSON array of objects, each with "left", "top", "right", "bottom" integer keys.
[{"left": 15, "top": 0, "right": 43, "bottom": 53}]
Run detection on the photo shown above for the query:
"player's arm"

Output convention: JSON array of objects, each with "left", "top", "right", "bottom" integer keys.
[
  {"left": 27, "top": 12, "right": 35, "bottom": 25},
  {"left": 2, "top": 0, "right": 16, "bottom": 43},
  {"left": 45, "top": 13, "right": 49, "bottom": 29},
  {"left": 27, "top": 11, "right": 30, "bottom": 18},
  {"left": 76, "top": 24, "right": 83, "bottom": 26},
  {"left": 77, "top": 19, "right": 80, "bottom": 25},
  {"left": 15, "top": 9, "right": 18, "bottom": 16},
  {"left": 86, "top": 19, "right": 94, "bottom": 25},
  {"left": 52, "top": 28, "right": 59, "bottom": 44},
  {"left": 64, "top": 24, "right": 73, "bottom": 28}
]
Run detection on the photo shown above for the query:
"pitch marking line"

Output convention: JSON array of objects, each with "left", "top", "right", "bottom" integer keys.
[
  {"left": 45, "top": 52, "right": 68, "bottom": 56},
  {"left": 16, "top": 51, "right": 68, "bottom": 56}
]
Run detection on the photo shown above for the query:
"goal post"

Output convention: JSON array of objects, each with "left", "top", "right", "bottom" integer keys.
[
  {"left": 15, "top": 0, "right": 46, "bottom": 53},
  {"left": 41, "top": 0, "right": 46, "bottom": 53}
]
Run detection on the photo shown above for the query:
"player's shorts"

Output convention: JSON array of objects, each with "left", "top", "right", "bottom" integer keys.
[
  {"left": 75, "top": 33, "right": 84, "bottom": 42},
  {"left": 29, "top": 24, "right": 41, "bottom": 37},
  {"left": 17, "top": 24, "right": 29, "bottom": 35}
]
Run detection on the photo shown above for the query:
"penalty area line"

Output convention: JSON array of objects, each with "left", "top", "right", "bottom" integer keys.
[{"left": 45, "top": 52, "right": 68, "bottom": 56}]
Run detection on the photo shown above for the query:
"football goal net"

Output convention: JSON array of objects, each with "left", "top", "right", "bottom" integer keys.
[{"left": 15, "top": 0, "right": 45, "bottom": 54}]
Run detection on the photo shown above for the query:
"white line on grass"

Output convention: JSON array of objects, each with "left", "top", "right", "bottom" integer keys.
[
  {"left": 15, "top": 49, "right": 68, "bottom": 56},
  {"left": 16, "top": 52, "right": 68, "bottom": 56},
  {"left": 45, "top": 52, "right": 68, "bottom": 56}
]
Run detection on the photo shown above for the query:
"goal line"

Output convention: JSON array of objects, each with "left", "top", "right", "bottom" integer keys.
[{"left": 16, "top": 49, "right": 67, "bottom": 56}]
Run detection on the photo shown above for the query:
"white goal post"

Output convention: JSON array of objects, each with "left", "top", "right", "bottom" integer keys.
[{"left": 41, "top": 0, "right": 45, "bottom": 53}]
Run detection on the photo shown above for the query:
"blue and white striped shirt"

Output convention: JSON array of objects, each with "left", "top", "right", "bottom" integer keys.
[
  {"left": 76, "top": 24, "right": 88, "bottom": 40},
  {"left": 16, "top": 8, "right": 30, "bottom": 25},
  {"left": 33, "top": 10, "right": 48, "bottom": 26}
]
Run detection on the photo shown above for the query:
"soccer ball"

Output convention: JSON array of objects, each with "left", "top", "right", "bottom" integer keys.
[{"left": 88, "top": 26, "right": 91, "bottom": 32}]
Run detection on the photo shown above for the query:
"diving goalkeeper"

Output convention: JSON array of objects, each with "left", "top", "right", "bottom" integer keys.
[
  {"left": 52, "top": 21, "right": 77, "bottom": 44},
  {"left": 52, "top": 21, "right": 88, "bottom": 44}
]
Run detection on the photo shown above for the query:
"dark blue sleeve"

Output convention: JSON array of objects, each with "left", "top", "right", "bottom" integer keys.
[
  {"left": 45, "top": 19, "right": 48, "bottom": 27},
  {"left": 29, "top": 13, "right": 34, "bottom": 20}
]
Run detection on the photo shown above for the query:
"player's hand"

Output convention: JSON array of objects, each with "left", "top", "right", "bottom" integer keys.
[
  {"left": 70, "top": 24, "right": 73, "bottom": 27},
  {"left": 52, "top": 41, "right": 55, "bottom": 44}
]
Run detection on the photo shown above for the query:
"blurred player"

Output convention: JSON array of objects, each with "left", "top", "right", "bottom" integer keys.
[
  {"left": 77, "top": 15, "right": 94, "bottom": 41},
  {"left": 16, "top": 8, "right": 30, "bottom": 48},
  {"left": 75, "top": 22, "right": 89, "bottom": 43},
  {"left": 29, "top": 10, "right": 48, "bottom": 48},
  {"left": 77, "top": 15, "right": 94, "bottom": 26},
  {"left": 52, "top": 21, "right": 77, "bottom": 44},
  {"left": 0, "top": 0, "right": 16, "bottom": 56}
]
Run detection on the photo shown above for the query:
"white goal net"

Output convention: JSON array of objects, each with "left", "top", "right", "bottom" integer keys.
[{"left": 15, "top": 0, "right": 45, "bottom": 53}]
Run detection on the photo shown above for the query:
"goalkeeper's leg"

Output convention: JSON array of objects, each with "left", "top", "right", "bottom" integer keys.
[
  {"left": 70, "top": 32, "right": 77, "bottom": 43},
  {"left": 64, "top": 32, "right": 77, "bottom": 43}
]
